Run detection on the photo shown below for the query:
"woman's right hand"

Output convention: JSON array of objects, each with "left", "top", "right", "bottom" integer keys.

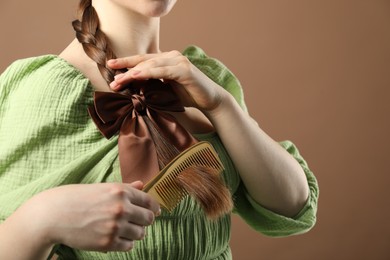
[{"left": 25, "top": 182, "right": 160, "bottom": 252}]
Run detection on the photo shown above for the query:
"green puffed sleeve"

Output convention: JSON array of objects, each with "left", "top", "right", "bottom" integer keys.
[
  {"left": 183, "top": 45, "right": 319, "bottom": 236},
  {"left": 0, "top": 61, "right": 16, "bottom": 104},
  {"left": 233, "top": 141, "right": 318, "bottom": 236},
  {"left": 183, "top": 45, "right": 248, "bottom": 112}
]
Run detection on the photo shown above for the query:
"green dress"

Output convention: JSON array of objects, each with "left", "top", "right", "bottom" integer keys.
[{"left": 0, "top": 46, "right": 319, "bottom": 259}]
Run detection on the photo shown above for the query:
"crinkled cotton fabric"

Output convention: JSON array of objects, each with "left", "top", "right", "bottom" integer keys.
[{"left": 0, "top": 46, "right": 319, "bottom": 259}]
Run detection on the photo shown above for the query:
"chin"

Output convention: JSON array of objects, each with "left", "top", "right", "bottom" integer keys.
[{"left": 144, "top": 0, "right": 177, "bottom": 17}]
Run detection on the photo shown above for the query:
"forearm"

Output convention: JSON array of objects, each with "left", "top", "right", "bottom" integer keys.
[
  {"left": 0, "top": 198, "right": 54, "bottom": 260},
  {"left": 205, "top": 90, "right": 309, "bottom": 217}
]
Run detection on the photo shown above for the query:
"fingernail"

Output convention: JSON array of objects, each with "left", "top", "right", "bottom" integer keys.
[
  {"left": 114, "top": 74, "right": 124, "bottom": 80},
  {"left": 155, "top": 208, "right": 161, "bottom": 217},
  {"left": 107, "top": 59, "right": 117, "bottom": 65},
  {"left": 110, "top": 81, "right": 118, "bottom": 89}
]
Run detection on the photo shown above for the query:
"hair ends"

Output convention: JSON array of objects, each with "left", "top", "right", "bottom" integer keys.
[{"left": 176, "top": 165, "right": 233, "bottom": 220}]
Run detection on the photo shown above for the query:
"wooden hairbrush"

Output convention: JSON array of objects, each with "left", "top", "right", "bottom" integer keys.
[{"left": 143, "top": 141, "right": 233, "bottom": 219}]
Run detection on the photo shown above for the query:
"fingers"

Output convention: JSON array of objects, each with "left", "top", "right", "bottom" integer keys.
[
  {"left": 108, "top": 51, "right": 190, "bottom": 91},
  {"left": 118, "top": 222, "right": 146, "bottom": 241},
  {"left": 123, "top": 203, "right": 156, "bottom": 227},
  {"left": 102, "top": 223, "right": 145, "bottom": 252},
  {"left": 107, "top": 53, "right": 159, "bottom": 69},
  {"left": 123, "top": 184, "right": 161, "bottom": 224},
  {"left": 107, "top": 50, "right": 181, "bottom": 69},
  {"left": 102, "top": 185, "right": 158, "bottom": 252},
  {"left": 105, "top": 237, "right": 135, "bottom": 252},
  {"left": 126, "top": 184, "right": 160, "bottom": 211},
  {"left": 99, "top": 184, "right": 158, "bottom": 252},
  {"left": 110, "top": 64, "right": 185, "bottom": 91},
  {"left": 126, "top": 57, "right": 180, "bottom": 79},
  {"left": 128, "top": 66, "right": 182, "bottom": 81}
]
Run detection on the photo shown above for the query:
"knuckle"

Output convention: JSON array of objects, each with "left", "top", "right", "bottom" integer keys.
[
  {"left": 134, "top": 226, "right": 146, "bottom": 240},
  {"left": 158, "top": 67, "right": 175, "bottom": 80},
  {"left": 110, "top": 184, "right": 126, "bottom": 198},
  {"left": 142, "top": 195, "right": 153, "bottom": 209},
  {"left": 137, "top": 54, "right": 147, "bottom": 62},
  {"left": 143, "top": 195, "right": 160, "bottom": 214},
  {"left": 122, "top": 241, "right": 135, "bottom": 251},
  {"left": 144, "top": 210, "right": 155, "bottom": 225},
  {"left": 146, "top": 59, "right": 157, "bottom": 66},
  {"left": 120, "top": 57, "right": 130, "bottom": 64},
  {"left": 178, "top": 55, "right": 190, "bottom": 63},
  {"left": 99, "top": 236, "right": 115, "bottom": 250},
  {"left": 105, "top": 220, "right": 120, "bottom": 235},
  {"left": 169, "top": 50, "right": 181, "bottom": 56},
  {"left": 178, "top": 56, "right": 191, "bottom": 69},
  {"left": 159, "top": 67, "right": 171, "bottom": 78},
  {"left": 111, "top": 203, "right": 125, "bottom": 219}
]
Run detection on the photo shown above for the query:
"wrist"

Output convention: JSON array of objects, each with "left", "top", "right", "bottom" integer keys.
[
  {"left": 19, "top": 190, "right": 60, "bottom": 249},
  {"left": 203, "top": 90, "right": 235, "bottom": 120},
  {"left": 0, "top": 192, "right": 56, "bottom": 259},
  {"left": 28, "top": 190, "right": 61, "bottom": 247}
]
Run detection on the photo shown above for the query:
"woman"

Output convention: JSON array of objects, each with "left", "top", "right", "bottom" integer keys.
[{"left": 0, "top": 0, "right": 318, "bottom": 259}]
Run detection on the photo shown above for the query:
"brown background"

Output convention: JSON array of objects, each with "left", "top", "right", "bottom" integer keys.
[{"left": 1, "top": 0, "right": 389, "bottom": 259}]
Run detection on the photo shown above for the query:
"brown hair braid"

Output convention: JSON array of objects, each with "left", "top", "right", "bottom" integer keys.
[{"left": 72, "top": 0, "right": 120, "bottom": 85}]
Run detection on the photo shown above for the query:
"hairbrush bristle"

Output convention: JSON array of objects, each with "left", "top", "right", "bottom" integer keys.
[{"left": 176, "top": 165, "right": 233, "bottom": 220}]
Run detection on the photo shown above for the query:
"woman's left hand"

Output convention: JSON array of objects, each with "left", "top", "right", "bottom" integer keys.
[{"left": 107, "top": 50, "right": 226, "bottom": 112}]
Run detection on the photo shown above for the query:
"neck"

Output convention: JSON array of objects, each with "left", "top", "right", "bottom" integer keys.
[{"left": 92, "top": 1, "right": 161, "bottom": 57}]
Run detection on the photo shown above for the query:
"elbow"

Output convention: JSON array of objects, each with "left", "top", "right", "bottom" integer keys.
[
  {"left": 268, "top": 171, "right": 310, "bottom": 218},
  {"left": 283, "top": 171, "right": 310, "bottom": 218},
  {"left": 285, "top": 183, "right": 310, "bottom": 218}
]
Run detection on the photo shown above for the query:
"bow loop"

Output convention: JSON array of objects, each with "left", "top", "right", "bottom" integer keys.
[{"left": 88, "top": 92, "right": 132, "bottom": 139}]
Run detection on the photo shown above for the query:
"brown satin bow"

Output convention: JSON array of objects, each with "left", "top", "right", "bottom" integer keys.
[{"left": 88, "top": 79, "right": 197, "bottom": 183}]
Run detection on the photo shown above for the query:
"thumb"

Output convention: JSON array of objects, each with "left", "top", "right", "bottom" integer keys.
[{"left": 129, "top": 180, "right": 144, "bottom": 190}]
